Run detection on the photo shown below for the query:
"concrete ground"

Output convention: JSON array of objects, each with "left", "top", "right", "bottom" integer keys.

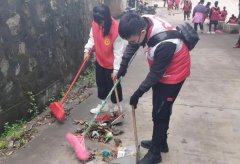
[{"left": 1, "top": 4, "right": 240, "bottom": 164}]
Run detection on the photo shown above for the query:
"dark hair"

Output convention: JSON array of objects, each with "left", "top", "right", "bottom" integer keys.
[
  {"left": 93, "top": 4, "right": 112, "bottom": 36},
  {"left": 206, "top": 2, "right": 211, "bottom": 6},
  {"left": 199, "top": 0, "right": 204, "bottom": 4},
  {"left": 119, "top": 12, "right": 147, "bottom": 39},
  {"left": 214, "top": 1, "right": 218, "bottom": 6}
]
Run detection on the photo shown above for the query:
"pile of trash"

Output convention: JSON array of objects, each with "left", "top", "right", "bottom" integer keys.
[
  {"left": 67, "top": 111, "right": 131, "bottom": 162},
  {"left": 86, "top": 138, "right": 136, "bottom": 163},
  {"left": 73, "top": 111, "right": 124, "bottom": 143}
]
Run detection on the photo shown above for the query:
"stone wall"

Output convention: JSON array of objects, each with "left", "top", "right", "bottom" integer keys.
[{"left": 0, "top": 0, "right": 99, "bottom": 131}]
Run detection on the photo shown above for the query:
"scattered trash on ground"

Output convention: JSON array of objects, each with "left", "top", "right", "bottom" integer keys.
[
  {"left": 73, "top": 111, "right": 125, "bottom": 144},
  {"left": 66, "top": 111, "right": 129, "bottom": 163}
]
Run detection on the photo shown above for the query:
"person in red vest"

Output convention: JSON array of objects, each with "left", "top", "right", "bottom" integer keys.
[
  {"left": 168, "top": 0, "right": 173, "bottom": 15},
  {"left": 208, "top": 1, "right": 221, "bottom": 33},
  {"left": 183, "top": 0, "right": 192, "bottom": 21},
  {"left": 175, "top": 0, "right": 181, "bottom": 10},
  {"left": 117, "top": 13, "right": 191, "bottom": 163},
  {"left": 219, "top": 6, "right": 228, "bottom": 21},
  {"left": 84, "top": 4, "right": 126, "bottom": 114},
  {"left": 226, "top": 14, "right": 238, "bottom": 24}
]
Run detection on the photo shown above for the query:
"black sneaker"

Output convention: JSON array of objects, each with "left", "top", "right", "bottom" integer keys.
[
  {"left": 141, "top": 140, "right": 169, "bottom": 153},
  {"left": 138, "top": 150, "right": 162, "bottom": 164}
]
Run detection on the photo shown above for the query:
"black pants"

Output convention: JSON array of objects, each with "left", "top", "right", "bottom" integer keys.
[
  {"left": 184, "top": 11, "right": 190, "bottom": 20},
  {"left": 163, "top": 0, "right": 167, "bottom": 7},
  {"left": 209, "top": 20, "right": 218, "bottom": 32},
  {"left": 151, "top": 81, "right": 184, "bottom": 154},
  {"left": 194, "top": 23, "right": 203, "bottom": 31},
  {"left": 95, "top": 61, "right": 123, "bottom": 103}
]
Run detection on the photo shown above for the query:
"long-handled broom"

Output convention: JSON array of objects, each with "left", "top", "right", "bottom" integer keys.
[
  {"left": 110, "top": 80, "right": 125, "bottom": 125},
  {"left": 66, "top": 52, "right": 137, "bottom": 161},
  {"left": 132, "top": 105, "right": 140, "bottom": 163},
  {"left": 66, "top": 79, "right": 121, "bottom": 161},
  {"left": 49, "top": 48, "right": 94, "bottom": 121}
]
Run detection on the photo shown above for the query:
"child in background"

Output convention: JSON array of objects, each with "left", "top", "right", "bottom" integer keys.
[
  {"left": 219, "top": 7, "right": 228, "bottom": 21},
  {"left": 208, "top": 1, "right": 221, "bottom": 33},
  {"left": 175, "top": 0, "right": 181, "bottom": 10},
  {"left": 183, "top": 0, "right": 192, "bottom": 21},
  {"left": 226, "top": 14, "right": 238, "bottom": 24},
  {"left": 168, "top": 0, "right": 173, "bottom": 15}
]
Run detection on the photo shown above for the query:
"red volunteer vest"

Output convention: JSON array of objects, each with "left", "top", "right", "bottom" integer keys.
[
  {"left": 210, "top": 7, "right": 220, "bottom": 21},
  {"left": 219, "top": 10, "right": 227, "bottom": 21},
  {"left": 145, "top": 15, "right": 190, "bottom": 84},
  {"left": 221, "top": 10, "right": 227, "bottom": 17},
  {"left": 92, "top": 17, "right": 119, "bottom": 69},
  {"left": 229, "top": 18, "right": 238, "bottom": 24},
  {"left": 183, "top": 3, "right": 191, "bottom": 11}
]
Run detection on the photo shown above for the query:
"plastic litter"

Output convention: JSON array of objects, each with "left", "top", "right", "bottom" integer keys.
[{"left": 102, "top": 150, "right": 110, "bottom": 157}]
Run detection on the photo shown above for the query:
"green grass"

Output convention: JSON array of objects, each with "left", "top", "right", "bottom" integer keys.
[
  {"left": 0, "top": 140, "right": 8, "bottom": 149},
  {"left": 0, "top": 64, "right": 95, "bottom": 151},
  {"left": 0, "top": 121, "right": 26, "bottom": 150},
  {"left": 3, "top": 122, "right": 26, "bottom": 140}
]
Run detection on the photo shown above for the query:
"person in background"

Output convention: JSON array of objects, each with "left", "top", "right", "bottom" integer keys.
[
  {"left": 163, "top": 0, "right": 167, "bottom": 8},
  {"left": 233, "top": 1, "right": 240, "bottom": 48},
  {"left": 204, "top": 2, "right": 211, "bottom": 22},
  {"left": 183, "top": 0, "right": 192, "bottom": 21},
  {"left": 175, "top": 0, "right": 181, "bottom": 10},
  {"left": 208, "top": 1, "right": 221, "bottom": 34},
  {"left": 219, "top": 6, "right": 228, "bottom": 21},
  {"left": 226, "top": 14, "right": 238, "bottom": 24},
  {"left": 192, "top": 0, "right": 207, "bottom": 33},
  {"left": 168, "top": 0, "right": 173, "bottom": 15},
  {"left": 84, "top": 4, "right": 126, "bottom": 114}
]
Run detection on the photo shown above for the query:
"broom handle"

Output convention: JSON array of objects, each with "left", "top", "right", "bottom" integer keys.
[
  {"left": 82, "top": 52, "right": 137, "bottom": 136},
  {"left": 60, "top": 48, "right": 93, "bottom": 104},
  {"left": 82, "top": 77, "right": 121, "bottom": 136},
  {"left": 132, "top": 105, "right": 139, "bottom": 163},
  {"left": 114, "top": 80, "right": 122, "bottom": 112}
]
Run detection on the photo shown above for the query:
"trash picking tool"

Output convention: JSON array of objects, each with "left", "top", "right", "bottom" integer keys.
[
  {"left": 132, "top": 105, "right": 140, "bottom": 163},
  {"left": 114, "top": 79, "right": 123, "bottom": 113},
  {"left": 49, "top": 48, "right": 93, "bottom": 121},
  {"left": 111, "top": 80, "right": 125, "bottom": 125},
  {"left": 110, "top": 106, "right": 140, "bottom": 164},
  {"left": 67, "top": 53, "right": 137, "bottom": 161}
]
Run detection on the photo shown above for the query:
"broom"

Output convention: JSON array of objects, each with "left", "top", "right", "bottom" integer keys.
[
  {"left": 66, "top": 52, "right": 137, "bottom": 161},
  {"left": 49, "top": 48, "right": 93, "bottom": 121}
]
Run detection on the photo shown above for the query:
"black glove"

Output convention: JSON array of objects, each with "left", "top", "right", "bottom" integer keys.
[
  {"left": 130, "top": 89, "right": 144, "bottom": 109},
  {"left": 117, "top": 64, "right": 127, "bottom": 79}
]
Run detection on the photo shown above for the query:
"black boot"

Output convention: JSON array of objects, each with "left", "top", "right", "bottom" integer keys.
[
  {"left": 141, "top": 140, "right": 169, "bottom": 153},
  {"left": 138, "top": 148, "right": 162, "bottom": 164}
]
